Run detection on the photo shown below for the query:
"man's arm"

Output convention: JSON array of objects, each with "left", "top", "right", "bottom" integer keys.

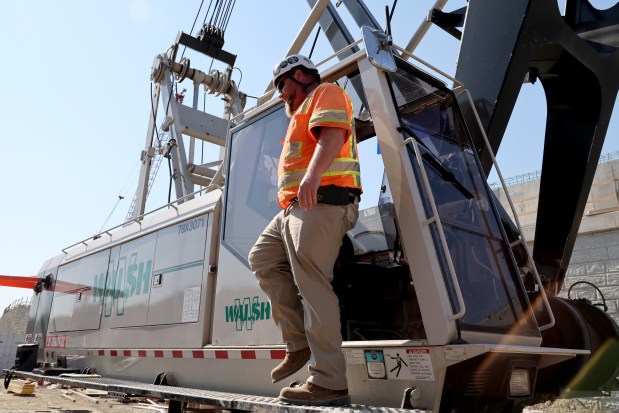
[{"left": 296, "top": 127, "right": 347, "bottom": 210}]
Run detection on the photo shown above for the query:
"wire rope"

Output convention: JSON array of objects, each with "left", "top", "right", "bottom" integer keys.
[
  {"left": 222, "top": 0, "right": 236, "bottom": 32},
  {"left": 309, "top": 27, "right": 321, "bottom": 60},
  {"left": 181, "top": 0, "right": 207, "bottom": 59}
]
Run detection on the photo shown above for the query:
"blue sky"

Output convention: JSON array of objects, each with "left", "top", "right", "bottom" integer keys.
[{"left": 0, "top": 0, "right": 617, "bottom": 312}]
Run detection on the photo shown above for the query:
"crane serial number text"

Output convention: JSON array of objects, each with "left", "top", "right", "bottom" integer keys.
[{"left": 178, "top": 216, "right": 206, "bottom": 234}]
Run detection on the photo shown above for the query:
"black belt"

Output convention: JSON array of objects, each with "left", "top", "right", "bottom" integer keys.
[{"left": 316, "top": 185, "right": 360, "bottom": 205}]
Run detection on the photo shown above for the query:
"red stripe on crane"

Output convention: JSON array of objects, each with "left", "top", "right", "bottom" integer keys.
[
  {"left": 59, "top": 348, "right": 289, "bottom": 360},
  {"left": 0, "top": 275, "right": 41, "bottom": 289},
  {"left": 270, "top": 349, "right": 286, "bottom": 359}
]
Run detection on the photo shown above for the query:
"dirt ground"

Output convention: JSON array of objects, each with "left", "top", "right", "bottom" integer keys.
[
  {"left": 0, "top": 379, "right": 189, "bottom": 413},
  {"left": 1, "top": 377, "right": 618, "bottom": 412},
  {"left": 521, "top": 393, "right": 619, "bottom": 413}
]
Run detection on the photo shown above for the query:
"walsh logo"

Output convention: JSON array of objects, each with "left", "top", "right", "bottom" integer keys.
[
  {"left": 92, "top": 252, "right": 153, "bottom": 318},
  {"left": 225, "top": 296, "right": 271, "bottom": 331}
]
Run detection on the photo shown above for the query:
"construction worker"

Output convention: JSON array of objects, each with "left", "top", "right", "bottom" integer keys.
[{"left": 248, "top": 54, "right": 362, "bottom": 406}]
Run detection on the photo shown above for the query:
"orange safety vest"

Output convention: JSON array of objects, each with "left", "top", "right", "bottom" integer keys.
[{"left": 277, "top": 83, "right": 362, "bottom": 209}]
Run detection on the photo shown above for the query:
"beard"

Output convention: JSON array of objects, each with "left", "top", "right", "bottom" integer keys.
[{"left": 285, "top": 100, "right": 294, "bottom": 118}]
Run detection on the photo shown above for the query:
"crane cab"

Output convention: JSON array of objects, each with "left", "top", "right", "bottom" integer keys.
[{"left": 19, "top": 28, "right": 602, "bottom": 412}]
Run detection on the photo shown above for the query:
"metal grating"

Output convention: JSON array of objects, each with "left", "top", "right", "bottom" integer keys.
[{"left": 7, "top": 370, "right": 429, "bottom": 413}]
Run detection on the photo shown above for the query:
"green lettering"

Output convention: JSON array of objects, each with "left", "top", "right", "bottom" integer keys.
[
  {"left": 93, "top": 272, "right": 106, "bottom": 303},
  {"left": 104, "top": 262, "right": 116, "bottom": 318},
  {"left": 225, "top": 302, "right": 241, "bottom": 322},
  {"left": 116, "top": 256, "right": 126, "bottom": 316},
  {"left": 137, "top": 260, "right": 151, "bottom": 295},
  {"left": 225, "top": 297, "right": 271, "bottom": 329},
  {"left": 252, "top": 300, "right": 261, "bottom": 320},
  {"left": 262, "top": 301, "right": 271, "bottom": 320},
  {"left": 126, "top": 253, "right": 138, "bottom": 297}
]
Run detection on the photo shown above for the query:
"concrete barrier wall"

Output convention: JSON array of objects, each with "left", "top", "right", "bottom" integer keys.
[
  {"left": 0, "top": 333, "right": 21, "bottom": 373},
  {"left": 566, "top": 230, "right": 619, "bottom": 319},
  {"left": 0, "top": 300, "right": 30, "bottom": 375},
  {"left": 493, "top": 155, "right": 619, "bottom": 325}
]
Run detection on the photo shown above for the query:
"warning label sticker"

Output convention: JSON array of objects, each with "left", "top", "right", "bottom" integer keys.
[
  {"left": 384, "top": 348, "right": 435, "bottom": 381},
  {"left": 364, "top": 350, "right": 387, "bottom": 379},
  {"left": 182, "top": 286, "right": 201, "bottom": 323},
  {"left": 343, "top": 348, "right": 366, "bottom": 365}
]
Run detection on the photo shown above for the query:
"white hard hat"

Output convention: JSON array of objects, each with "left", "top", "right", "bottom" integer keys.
[{"left": 272, "top": 54, "right": 317, "bottom": 87}]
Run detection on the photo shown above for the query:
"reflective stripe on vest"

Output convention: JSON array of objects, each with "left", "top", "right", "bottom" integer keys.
[{"left": 277, "top": 83, "right": 362, "bottom": 208}]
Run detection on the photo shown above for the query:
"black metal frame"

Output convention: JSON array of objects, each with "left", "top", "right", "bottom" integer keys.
[{"left": 454, "top": 0, "right": 619, "bottom": 290}]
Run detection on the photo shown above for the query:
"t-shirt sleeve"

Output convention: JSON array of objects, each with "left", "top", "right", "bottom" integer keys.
[{"left": 308, "top": 84, "right": 352, "bottom": 142}]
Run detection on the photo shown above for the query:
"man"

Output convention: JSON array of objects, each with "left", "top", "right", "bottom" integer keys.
[{"left": 248, "top": 54, "right": 362, "bottom": 406}]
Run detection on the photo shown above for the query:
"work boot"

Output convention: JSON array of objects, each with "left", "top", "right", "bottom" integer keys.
[
  {"left": 279, "top": 381, "right": 350, "bottom": 406},
  {"left": 271, "top": 347, "right": 311, "bottom": 383}
]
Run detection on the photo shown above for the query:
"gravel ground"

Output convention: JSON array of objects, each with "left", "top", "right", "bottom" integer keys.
[{"left": 520, "top": 393, "right": 619, "bottom": 413}]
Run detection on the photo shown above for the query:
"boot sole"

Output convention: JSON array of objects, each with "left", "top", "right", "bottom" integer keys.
[
  {"left": 271, "top": 354, "right": 311, "bottom": 383},
  {"left": 278, "top": 395, "right": 351, "bottom": 407}
]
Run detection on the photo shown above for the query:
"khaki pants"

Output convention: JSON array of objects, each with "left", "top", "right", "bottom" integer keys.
[{"left": 248, "top": 201, "right": 359, "bottom": 390}]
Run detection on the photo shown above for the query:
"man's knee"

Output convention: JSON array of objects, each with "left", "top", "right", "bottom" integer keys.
[
  {"left": 249, "top": 247, "right": 292, "bottom": 282},
  {"left": 248, "top": 244, "right": 278, "bottom": 274},
  {"left": 247, "top": 244, "right": 261, "bottom": 273}
]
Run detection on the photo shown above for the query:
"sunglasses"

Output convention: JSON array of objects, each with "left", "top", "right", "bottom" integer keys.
[{"left": 276, "top": 77, "right": 288, "bottom": 93}]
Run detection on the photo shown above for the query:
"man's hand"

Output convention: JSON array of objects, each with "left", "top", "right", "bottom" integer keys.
[
  {"left": 297, "top": 172, "right": 321, "bottom": 210},
  {"left": 297, "top": 126, "right": 347, "bottom": 210}
]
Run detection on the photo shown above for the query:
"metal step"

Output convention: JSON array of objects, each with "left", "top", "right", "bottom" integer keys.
[{"left": 7, "top": 370, "right": 430, "bottom": 412}]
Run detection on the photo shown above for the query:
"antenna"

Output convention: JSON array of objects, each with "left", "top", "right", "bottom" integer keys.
[
  {"left": 386, "top": 0, "right": 398, "bottom": 36},
  {"left": 389, "top": 0, "right": 398, "bottom": 24}
]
